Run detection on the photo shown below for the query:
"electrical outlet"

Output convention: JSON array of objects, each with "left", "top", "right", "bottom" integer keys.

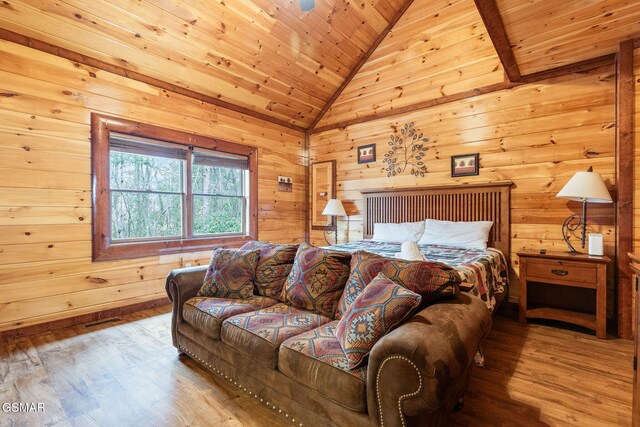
[{"left": 185, "top": 262, "right": 192, "bottom": 267}]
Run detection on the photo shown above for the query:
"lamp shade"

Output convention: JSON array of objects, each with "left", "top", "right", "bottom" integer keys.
[
  {"left": 322, "top": 199, "right": 347, "bottom": 216},
  {"left": 556, "top": 170, "right": 612, "bottom": 203}
]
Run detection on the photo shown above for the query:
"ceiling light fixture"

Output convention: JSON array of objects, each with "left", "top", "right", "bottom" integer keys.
[{"left": 300, "top": 0, "right": 315, "bottom": 12}]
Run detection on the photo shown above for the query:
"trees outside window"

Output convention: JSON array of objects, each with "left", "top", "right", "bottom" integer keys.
[{"left": 91, "top": 114, "right": 257, "bottom": 261}]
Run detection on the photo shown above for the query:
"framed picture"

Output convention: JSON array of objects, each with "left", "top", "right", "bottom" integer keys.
[
  {"left": 357, "top": 144, "right": 376, "bottom": 164},
  {"left": 311, "top": 160, "right": 336, "bottom": 231},
  {"left": 451, "top": 153, "right": 479, "bottom": 177}
]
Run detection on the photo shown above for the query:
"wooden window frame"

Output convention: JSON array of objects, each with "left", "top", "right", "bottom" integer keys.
[{"left": 91, "top": 113, "right": 258, "bottom": 261}]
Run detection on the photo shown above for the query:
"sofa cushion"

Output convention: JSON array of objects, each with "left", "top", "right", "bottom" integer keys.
[
  {"left": 336, "top": 273, "right": 421, "bottom": 369},
  {"left": 240, "top": 241, "right": 299, "bottom": 300},
  {"left": 182, "top": 296, "right": 278, "bottom": 340},
  {"left": 279, "top": 321, "right": 367, "bottom": 412},
  {"left": 280, "top": 243, "right": 351, "bottom": 318},
  {"left": 336, "top": 250, "right": 460, "bottom": 318},
  {"left": 221, "top": 303, "right": 332, "bottom": 369},
  {"left": 197, "top": 248, "right": 260, "bottom": 299}
]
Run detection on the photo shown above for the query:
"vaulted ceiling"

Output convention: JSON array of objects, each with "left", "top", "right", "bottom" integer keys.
[
  {"left": 0, "top": 0, "right": 638, "bottom": 132},
  {"left": 0, "top": 0, "right": 408, "bottom": 129},
  {"left": 498, "top": 0, "right": 640, "bottom": 76}
]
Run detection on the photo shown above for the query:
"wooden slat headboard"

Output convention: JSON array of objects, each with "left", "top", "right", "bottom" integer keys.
[{"left": 362, "top": 182, "right": 513, "bottom": 257}]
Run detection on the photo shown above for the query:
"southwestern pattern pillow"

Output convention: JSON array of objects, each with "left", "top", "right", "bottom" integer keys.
[
  {"left": 280, "top": 243, "right": 351, "bottom": 318},
  {"left": 240, "top": 241, "right": 299, "bottom": 299},
  {"left": 281, "top": 321, "right": 367, "bottom": 380},
  {"left": 336, "top": 250, "right": 460, "bottom": 318},
  {"left": 197, "top": 248, "right": 260, "bottom": 299},
  {"left": 335, "top": 273, "right": 421, "bottom": 369}
]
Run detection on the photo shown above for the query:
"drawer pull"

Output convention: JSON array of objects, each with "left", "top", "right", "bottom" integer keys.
[{"left": 551, "top": 269, "right": 568, "bottom": 276}]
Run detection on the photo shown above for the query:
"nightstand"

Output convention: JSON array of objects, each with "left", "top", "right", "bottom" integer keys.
[{"left": 517, "top": 250, "right": 610, "bottom": 339}]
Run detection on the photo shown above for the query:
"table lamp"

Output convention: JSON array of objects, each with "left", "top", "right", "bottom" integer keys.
[
  {"left": 322, "top": 199, "right": 346, "bottom": 245},
  {"left": 555, "top": 166, "right": 612, "bottom": 252}
]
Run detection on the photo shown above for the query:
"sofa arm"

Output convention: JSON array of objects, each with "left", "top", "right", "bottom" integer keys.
[
  {"left": 366, "top": 293, "right": 491, "bottom": 427},
  {"left": 165, "top": 266, "right": 208, "bottom": 348}
]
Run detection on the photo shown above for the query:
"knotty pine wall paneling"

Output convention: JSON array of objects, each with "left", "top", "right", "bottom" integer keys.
[
  {"left": 0, "top": 40, "right": 305, "bottom": 333},
  {"left": 309, "top": 66, "right": 616, "bottom": 304}
]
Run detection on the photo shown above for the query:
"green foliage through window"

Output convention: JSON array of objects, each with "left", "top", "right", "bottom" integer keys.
[{"left": 109, "top": 138, "right": 247, "bottom": 241}]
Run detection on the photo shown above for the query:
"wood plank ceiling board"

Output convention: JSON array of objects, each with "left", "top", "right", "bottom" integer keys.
[
  {"left": 0, "top": 0, "right": 407, "bottom": 128},
  {"left": 314, "top": 0, "right": 506, "bottom": 129},
  {"left": 497, "top": 0, "right": 640, "bottom": 76}
]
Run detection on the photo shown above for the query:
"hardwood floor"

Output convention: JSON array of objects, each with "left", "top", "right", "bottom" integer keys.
[
  {"left": 0, "top": 307, "right": 633, "bottom": 427},
  {"left": 451, "top": 317, "right": 633, "bottom": 426}
]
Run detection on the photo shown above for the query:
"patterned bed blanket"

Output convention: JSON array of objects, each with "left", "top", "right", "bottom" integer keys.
[{"left": 327, "top": 240, "right": 508, "bottom": 312}]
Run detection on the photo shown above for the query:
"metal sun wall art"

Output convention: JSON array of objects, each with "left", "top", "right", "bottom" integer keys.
[{"left": 383, "top": 122, "right": 430, "bottom": 177}]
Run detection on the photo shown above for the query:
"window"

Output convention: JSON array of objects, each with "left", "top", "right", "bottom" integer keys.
[{"left": 91, "top": 113, "right": 257, "bottom": 261}]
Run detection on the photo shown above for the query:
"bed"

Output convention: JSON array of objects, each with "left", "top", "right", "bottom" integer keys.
[{"left": 327, "top": 182, "right": 512, "bottom": 312}]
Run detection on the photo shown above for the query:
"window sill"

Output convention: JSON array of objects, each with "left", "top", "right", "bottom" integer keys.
[{"left": 92, "top": 235, "right": 255, "bottom": 262}]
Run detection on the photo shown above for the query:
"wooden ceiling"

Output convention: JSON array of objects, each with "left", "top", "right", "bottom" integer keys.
[
  {"left": 498, "top": 0, "right": 640, "bottom": 76},
  {"left": 315, "top": 0, "right": 505, "bottom": 129},
  {"left": 0, "top": 0, "right": 639, "bottom": 131},
  {"left": 0, "top": 0, "right": 408, "bottom": 129}
]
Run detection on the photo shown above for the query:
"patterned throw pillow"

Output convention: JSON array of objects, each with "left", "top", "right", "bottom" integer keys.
[
  {"left": 336, "top": 250, "right": 460, "bottom": 318},
  {"left": 240, "top": 241, "right": 299, "bottom": 299},
  {"left": 280, "top": 243, "right": 351, "bottom": 318},
  {"left": 335, "top": 273, "right": 421, "bottom": 369},
  {"left": 197, "top": 248, "right": 260, "bottom": 299}
]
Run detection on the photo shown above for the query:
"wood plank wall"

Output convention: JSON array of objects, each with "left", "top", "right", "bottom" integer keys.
[
  {"left": 309, "top": 66, "right": 616, "bottom": 304},
  {"left": 0, "top": 40, "right": 306, "bottom": 334}
]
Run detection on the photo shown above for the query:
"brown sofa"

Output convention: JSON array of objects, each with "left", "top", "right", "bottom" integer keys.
[{"left": 165, "top": 265, "right": 491, "bottom": 427}]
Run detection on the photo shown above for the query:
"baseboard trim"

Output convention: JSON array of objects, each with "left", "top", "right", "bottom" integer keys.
[{"left": 0, "top": 297, "right": 171, "bottom": 341}]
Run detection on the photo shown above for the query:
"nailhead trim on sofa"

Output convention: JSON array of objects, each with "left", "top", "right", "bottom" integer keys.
[
  {"left": 179, "top": 346, "right": 303, "bottom": 426},
  {"left": 375, "top": 355, "right": 423, "bottom": 427}
]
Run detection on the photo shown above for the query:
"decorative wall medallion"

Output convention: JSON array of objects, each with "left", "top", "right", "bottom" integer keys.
[{"left": 383, "top": 122, "right": 430, "bottom": 177}]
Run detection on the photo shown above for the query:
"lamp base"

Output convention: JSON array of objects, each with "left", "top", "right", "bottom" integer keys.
[
  {"left": 323, "top": 224, "right": 337, "bottom": 246},
  {"left": 561, "top": 214, "right": 583, "bottom": 253}
]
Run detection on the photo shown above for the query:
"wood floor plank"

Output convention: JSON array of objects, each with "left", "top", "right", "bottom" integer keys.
[
  {"left": 0, "top": 306, "right": 633, "bottom": 426},
  {"left": 450, "top": 317, "right": 634, "bottom": 426}
]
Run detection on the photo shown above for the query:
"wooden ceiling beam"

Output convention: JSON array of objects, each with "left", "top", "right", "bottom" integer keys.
[
  {"left": 307, "top": 0, "right": 416, "bottom": 131},
  {"left": 519, "top": 54, "right": 616, "bottom": 84},
  {"left": 473, "top": 0, "right": 521, "bottom": 82},
  {"left": 0, "top": 28, "right": 307, "bottom": 134}
]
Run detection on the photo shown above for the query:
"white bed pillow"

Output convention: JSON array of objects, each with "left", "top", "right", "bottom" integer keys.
[
  {"left": 371, "top": 221, "right": 425, "bottom": 243},
  {"left": 418, "top": 219, "right": 493, "bottom": 250}
]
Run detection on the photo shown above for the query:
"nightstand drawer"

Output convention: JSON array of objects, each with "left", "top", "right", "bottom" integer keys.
[{"left": 526, "top": 259, "right": 597, "bottom": 288}]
